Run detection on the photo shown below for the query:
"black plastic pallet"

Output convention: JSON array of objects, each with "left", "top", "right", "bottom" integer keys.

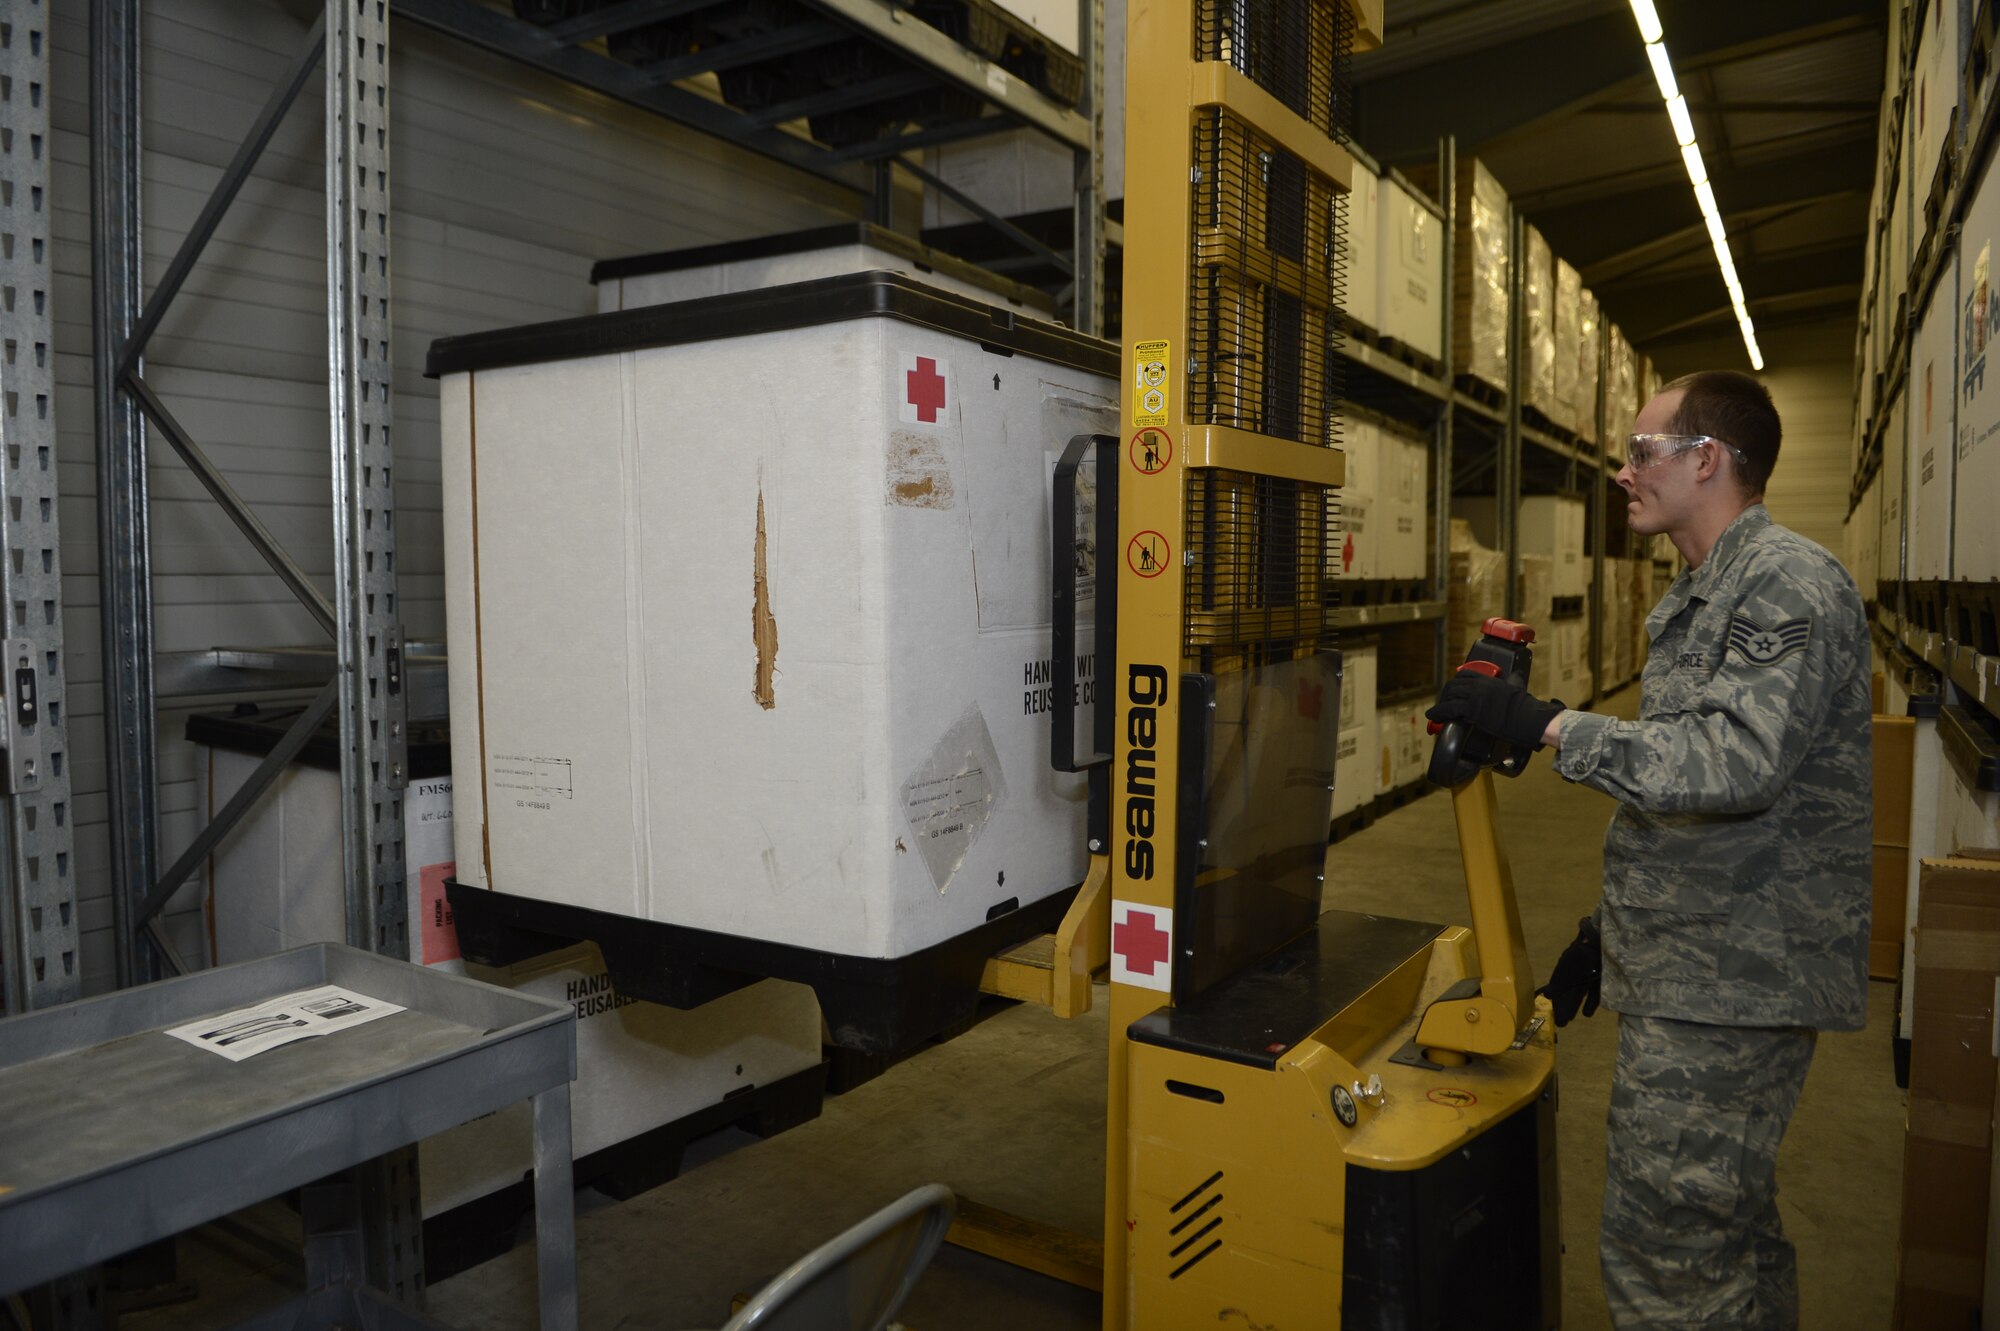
[
  {"left": 447, "top": 878, "right": 1078, "bottom": 1056},
  {"left": 1950, "top": 580, "right": 2000, "bottom": 657}
]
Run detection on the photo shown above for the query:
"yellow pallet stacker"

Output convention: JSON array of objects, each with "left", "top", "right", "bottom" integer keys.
[{"left": 1024, "top": 0, "right": 1563, "bottom": 1324}]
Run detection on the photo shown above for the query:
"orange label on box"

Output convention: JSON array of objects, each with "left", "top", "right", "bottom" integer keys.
[{"left": 421, "top": 861, "right": 461, "bottom": 966}]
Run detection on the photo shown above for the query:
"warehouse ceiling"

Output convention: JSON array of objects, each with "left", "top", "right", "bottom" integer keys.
[{"left": 1354, "top": 0, "right": 1884, "bottom": 356}]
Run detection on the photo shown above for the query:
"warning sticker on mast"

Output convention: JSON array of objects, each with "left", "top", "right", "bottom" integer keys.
[{"left": 1111, "top": 900, "right": 1174, "bottom": 991}]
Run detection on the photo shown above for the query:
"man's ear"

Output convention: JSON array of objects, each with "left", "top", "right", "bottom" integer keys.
[{"left": 1693, "top": 442, "right": 1724, "bottom": 485}]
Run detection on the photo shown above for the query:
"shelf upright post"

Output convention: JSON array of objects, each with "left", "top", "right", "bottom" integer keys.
[
  {"left": 1501, "top": 209, "right": 1523, "bottom": 619},
  {"left": 0, "top": 0, "right": 81, "bottom": 1021},
  {"left": 90, "top": 0, "right": 163, "bottom": 992},
  {"left": 1072, "top": 0, "right": 1107, "bottom": 337},
  {"left": 325, "top": 0, "right": 423, "bottom": 1299},
  {"left": 1433, "top": 136, "right": 1456, "bottom": 682}
]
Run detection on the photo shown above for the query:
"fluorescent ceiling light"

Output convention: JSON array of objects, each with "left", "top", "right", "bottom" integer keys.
[
  {"left": 1647, "top": 42, "right": 1678, "bottom": 100},
  {"left": 1681, "top": 141, "right": 1707, "bottom": 186},
  {"left": 1666, "top": 94, "right": 1695, "bottom": 145},
  {"left": 1630, "top": 0, "right": 1664, "bottom": 43},
  {"left": 1626, "top": 12, "right": 1764, "bottom": 370}
]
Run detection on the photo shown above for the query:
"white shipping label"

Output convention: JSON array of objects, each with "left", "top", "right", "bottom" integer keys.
[
  {"left": 901, "top": 704, "right": 1007, "bottom": 891},
  {"left": 165, "top": 984, "right": 406, "bottom": 1063}
]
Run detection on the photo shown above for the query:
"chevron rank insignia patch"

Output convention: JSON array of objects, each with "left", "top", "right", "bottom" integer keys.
[{"left": 1727, "top": 613, "right": 1811, "bottom": 666}]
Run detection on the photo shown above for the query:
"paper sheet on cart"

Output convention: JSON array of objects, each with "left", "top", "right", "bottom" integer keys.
[{"left": 164, "top": 984, "right": 406, "bottom": 1062}]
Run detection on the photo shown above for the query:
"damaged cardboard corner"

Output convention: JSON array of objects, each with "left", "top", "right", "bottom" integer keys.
[{"left": 752, "top": 488, "right": 779, "bottom": 710}]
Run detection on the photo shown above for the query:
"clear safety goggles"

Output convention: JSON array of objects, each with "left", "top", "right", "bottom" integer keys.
[{"left": 1624, "top": 433, "right": 1751, "bottom": 472}]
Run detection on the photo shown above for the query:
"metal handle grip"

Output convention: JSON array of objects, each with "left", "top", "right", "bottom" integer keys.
[{"left": 1052, "top": 433, "right": 1119, "bottom": 774}]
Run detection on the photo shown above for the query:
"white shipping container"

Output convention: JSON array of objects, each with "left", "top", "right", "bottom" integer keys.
[
  {"left": 1377, "top": 175, "right": 1444, "bottom": 361},
  {"left": 1880, "top": 386, "right": 1908, "bottom": 586},
  {"left": 422, "top": 944, "right": 821, "bottom": 1218},
  {"left": 196, "top": 719, "right": 457, "bottom": 970},
  {"left": 1911, "top": 0, "right": 1962, "bottom": 209},
  {"left": 924, "top": 0, "right": 1127, "bottom": 222},
  {"left": 1376, "top": 698, "right": 1428, "bottom": 795},
  {"left": 1332, "top": 418, "right": 1381, "bottom": 582},
  {"left": 1332, "top": 644, "right": 1380, "bottom": 819},
  {"left": 1375, "top": 424, "right": 1429, "bottom": 583},
  {"left": 435, "top": 273, "right": 1114, "bottom": 961},
  {"left": 594, "top": 223, "right": 1049, "bottom": 316},
  {"left": 1957, "top": 176, "right": 2000, "bottom": 582},
  {"left": 1343, "top": 156, "right": 1382, "bottom": 337},
  {"left": 1909, "top": 248, "right": 1956, "bottom": 580}
]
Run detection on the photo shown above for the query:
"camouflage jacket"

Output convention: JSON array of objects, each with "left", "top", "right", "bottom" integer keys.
[{"left": 1554, "top": 505, "right": 1872, "bottom": 1030}]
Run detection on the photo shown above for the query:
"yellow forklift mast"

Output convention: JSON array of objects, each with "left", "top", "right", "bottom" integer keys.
[{"left": 1080, "top": 0, "right": 1562, "bottom": 1324}]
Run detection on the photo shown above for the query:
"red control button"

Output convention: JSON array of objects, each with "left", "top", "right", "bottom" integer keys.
[{"left": 1481, "top": 617, "right": 1536, "bottom": 644}]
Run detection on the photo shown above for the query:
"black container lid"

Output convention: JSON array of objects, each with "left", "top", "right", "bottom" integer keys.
[
  {"left": 589, "top": 221, "right": 1055, "bottom": 315},
  {"left": 187, "top": 704, "right": 451, "bottom": 779},
  {"left": 1941, "top": 703, "right": 2000, "bottom": 794},
  {"left": 425, "top": 270, "right": 1118, "bottom": 380}
]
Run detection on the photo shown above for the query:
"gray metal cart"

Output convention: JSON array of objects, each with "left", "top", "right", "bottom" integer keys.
[{"left": 0, "top": 943, "right": 579, "bottom": 1329}]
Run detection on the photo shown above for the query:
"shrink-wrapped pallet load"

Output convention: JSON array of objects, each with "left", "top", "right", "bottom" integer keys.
[
  {"left": 1604, "top": 328, "right": 1638, "bottom": 456},
  {"left": 1516, "top": 554, "right": 1554, "bottom": 636},
  {"left": 1523, "top": 227, "right": 1558, "bottom": 425},
  {"left": 1553, "top": 259, "right": 1583, "bottom": 434},
  {"left": 1447, "top": 519, "right": 1507, "bottom": 668},
  {"left": 1574, "top": 288, "right": 1602, "bottom": 441},
  {"left": 1408, "top": 156, "right": 1510, "bottom": 396}
]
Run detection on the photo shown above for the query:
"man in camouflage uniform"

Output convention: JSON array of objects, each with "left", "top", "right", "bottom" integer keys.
[{"left": 1427, "top": 369, "right": 1871, "bottom": 1330}]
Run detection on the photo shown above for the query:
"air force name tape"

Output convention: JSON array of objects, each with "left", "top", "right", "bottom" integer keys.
[{"left": 1727, "top": 613, "right": 1812, "bottom": 667}]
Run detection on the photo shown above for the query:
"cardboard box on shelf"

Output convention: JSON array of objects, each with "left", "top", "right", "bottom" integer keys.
[
  {"left": 1897, "top": 856, "right": 2000, "bottom": 1325},
  {"left": 1446, "top": 518, "right": 1507, "bottom": 668},
  {"left": 1553, "top": 259, "right": 1583, "bottom": 434},
  {"left": 1407, "top": 156, "right": 1508, "bottom": 394},
  {"left": 1332, "top": 642, "right": 1380, "bottom": 820},
  {"left": 1375, "top": 422, "right": 1429, "bottom": 582},
  {"left": 1377, "top": 173, "right": 1444, "bottom": 361},
  {"left": 1453, "top": 494, "right": 1589, "bottom": 600},
  {"left": 1523, "top": 227, "right": 1559, "bottom": 424},
  {"left": 1517, "top": 554, "right": 1554, "bottom": 636},
  {"left": 1332, "top": 418, "right": 1380, "bottom": 583},
  {"left": 1344, "top": 155, "right": 1382, "bottom": 337}
]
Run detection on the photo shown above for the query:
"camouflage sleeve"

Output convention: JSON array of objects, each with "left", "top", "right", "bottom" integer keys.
[{"left": 1554, "top": 552, "right": 1848, "bottom": 815}]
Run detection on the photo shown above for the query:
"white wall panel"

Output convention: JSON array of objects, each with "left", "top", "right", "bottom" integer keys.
[{"left": 51, "top": 0, "right": 860, "bottom": 991}]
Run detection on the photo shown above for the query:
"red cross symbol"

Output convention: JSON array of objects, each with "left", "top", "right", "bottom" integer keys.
[
  {"left": 906, "top": 356, "right": 947, "bottom": 423},
  {"left": 1114, "top": 908, "right": 1171, "bottom": 977},
  {"left": 1342, "top": 532, "right": 1355, "bottom": 572}
]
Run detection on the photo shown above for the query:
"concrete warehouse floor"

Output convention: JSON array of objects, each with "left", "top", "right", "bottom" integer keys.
[{"left": 128, "top": 683, "right": 1904, "bottom": 1330}]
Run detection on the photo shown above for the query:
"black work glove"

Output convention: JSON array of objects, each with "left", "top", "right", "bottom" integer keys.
[
  {"left": 1424, "top": 672, "right": 1564, "bottom": 751},
  {"left": 1537, "top": 916, "right": 1601, "bottom": 1027}
]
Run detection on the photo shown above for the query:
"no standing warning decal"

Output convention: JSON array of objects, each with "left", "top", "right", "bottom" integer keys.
[{"left": 1132, "top": 339, "right": 1170, "bottom": 427}]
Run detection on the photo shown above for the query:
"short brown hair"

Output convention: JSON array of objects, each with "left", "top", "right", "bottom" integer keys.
[{"left": 1661, "top": 369, "right": 1780, "bottom": 495}]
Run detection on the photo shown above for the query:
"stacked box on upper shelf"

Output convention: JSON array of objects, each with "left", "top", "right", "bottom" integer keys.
[
  {"left": 1378, "top": 171, "right": 1444, "bottom": 362},
  {"left": 1410, "top": 156, "right": 1509, "bottom": 394},
  {"left": 1604, "top": 327, "right": 1638, "bottom": 455},
  {"left": 1912, "top": 0, "right": 1961, "bottom": 224},
  {"left": 1552, "top": 259, "right": 1582, "bottom": 435},
  {"left": 1958, "top": 139, "right": 2000, "bottom": 583},
  {"left": 1523, "top": 226, "right": 1559, "bottom": 426},
  {"left": 1344, "top": 152, "right": 1383, "bottom": 339},
  {"left": 1909, "top": 244, "right": 1955, "bottom": 583}
]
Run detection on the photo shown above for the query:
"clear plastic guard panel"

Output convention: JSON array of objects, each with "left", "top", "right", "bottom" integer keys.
[{"left": 1175, "top": 649, "right": 1342, "bottom": 1003}]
